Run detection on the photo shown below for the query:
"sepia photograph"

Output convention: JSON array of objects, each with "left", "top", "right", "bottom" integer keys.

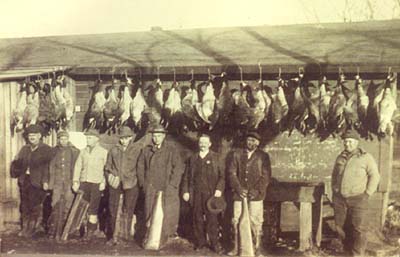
[{"left": 0, "top": 0, "right": 399, "bottom": 256}]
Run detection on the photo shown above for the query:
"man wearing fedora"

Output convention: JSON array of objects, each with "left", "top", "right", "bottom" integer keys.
[
  {"left": 47, "top": 130, "right": 80, "bottom": 240},
  {"left": 227, "top": 131, "right": 271, "bottom": 256},
  {"left": 105, "top": 126, "right": 140, "bottom": 245},
  {"left": 331, "top": 129, "right": 380, "bottom": 256},
  {"left": 137, "top": 124, "right": 184, "bottom": 248},
  {"left": 182, "top": 133, "right": 225, "bottom": 254},
  {"left": 72, "top": 129, "right": 108, "bottom": 239},
  {"left": 10, "top": 124, "right": 53, "bottom": 238}
]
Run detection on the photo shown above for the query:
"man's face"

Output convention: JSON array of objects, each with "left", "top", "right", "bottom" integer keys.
[
  {"left": 246, "top": 137, "right": 259, "bottom": 152},
  {"left": 119, "top": 136, "right": 132, "bottom": 147},
  {"left": 152, "top": 133, "right": 165, "bottom": 146},
  {"left": 86, "top": 135, "right": 99, "bottom": 147},
  {"left": 343, "top": 138, "right": 359, "bottom": 152},
  {"left": 58, "top": 136, "right": 69, "bottom": 147},
  {"left": 28, "top": 133, "right": 41, "bottom": 146},
  {"left": 198, "top": 136, "right": 212, "bottom": 152}
]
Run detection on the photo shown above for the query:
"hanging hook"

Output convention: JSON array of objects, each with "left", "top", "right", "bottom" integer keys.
[
  {"left": 278, "top": 67, "right": 282, "bottom": 79},
  {"left": 157, "top": 66, "right": 161, "bottom": 80},
  {"left": 96, "top": 68, "right": 101, "bottom": 81},
  {"left": 191, "top": 69, "right": 194, "bottom": 81},
  {"left": 173, "top": 67, "right": 176, "bottom": 82},
  {"left": 207, "top": 68, "right": 211, "bottom": 80},
  {"left": 388, "top": 66, "right": 392, "bottom": 76},
  {"left": 356, "top": 67, "right": 360, "bottom": 77},
  {"left": 258, "top": 62, "right": 262, "bottom": 81},
  {"left": 238, "top": 66, "right": 243, "bottom": 82}
]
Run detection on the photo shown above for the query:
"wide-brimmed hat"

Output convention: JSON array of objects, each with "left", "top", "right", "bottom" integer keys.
[
  {"left": 118, "top": 126, "right": 134, "bottom": 138},
  {"left": 24, "top": 125, "right": 43, "bottom": 135},
  {"left": 341, "top": 129, "right": 360, "bottom": 140},
  {"left": 206, "top": 196, "right": 227, "bottom": 214},
  {"left": 246, "top": 131, "right": 261, "bottom": 141},
  {"left": 84, "top": 129, "right": 100, "bottom": 137},
  {"left": 148, "top": 124, "right": 167, "bottom": 134}
]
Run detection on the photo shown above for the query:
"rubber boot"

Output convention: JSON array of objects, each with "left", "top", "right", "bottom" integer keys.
[{"left": 227, "top": 226, "right": 238, "bottom": 256}]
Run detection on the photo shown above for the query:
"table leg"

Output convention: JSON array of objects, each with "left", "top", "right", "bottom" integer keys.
[{"left": 299, "top": 202, "right": 312, "bottom": 251}]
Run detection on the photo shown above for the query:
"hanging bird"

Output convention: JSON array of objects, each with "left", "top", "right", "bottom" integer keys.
[{"left": 11, "top": 82, "right": 28, "bottom": 133}]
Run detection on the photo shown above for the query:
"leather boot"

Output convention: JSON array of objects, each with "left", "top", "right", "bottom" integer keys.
[
  {"left": 18, "top": 217, "right": 29, "bottom": 237},
  {"left": 84, "top": 222, "right": 97, "bottom": 240},
  {"left": 26, "top": 217, "right": 38, "bottom": 238},
  {"left": 227, "top": 226, "right": 238, "bottom": 256}
]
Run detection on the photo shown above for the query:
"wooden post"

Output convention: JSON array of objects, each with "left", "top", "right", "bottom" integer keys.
[
  {"left": 315, "top": 195, "right": 323, "bottom": 247},
  {"left": 299, "top": 202, "right": 312, "bottom": 251}
]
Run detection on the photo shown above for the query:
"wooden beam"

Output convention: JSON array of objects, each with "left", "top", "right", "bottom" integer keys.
[{"left": 299, "top": 202, "right": 313, "bottom": 251}]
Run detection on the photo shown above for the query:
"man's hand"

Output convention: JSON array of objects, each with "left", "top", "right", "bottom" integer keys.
[
  {"left": 248, "top": 189, "right": 258, "bottom": 200},
  {"left": 183, "top": 192, "right": 190, "bottom": 202},
  {"left": 239, "top": 189, "right": 248, "bottom": 199},
  {"left": 72, "top": 181, "right": 80, "bottom": 193},
  {"left": 99, "top": 182, "right": 105, "bottom": 191},
  {"left": 43, "top": 182, "right": 49, "bottom": 191},
  {"left": 214, "top": 190, "right": 222, "bottom": 197}
]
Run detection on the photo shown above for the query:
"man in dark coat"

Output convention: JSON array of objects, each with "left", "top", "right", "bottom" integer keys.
[
  {"left": 10, "top": 125, "right": 53, "bottom": 238},
  {"left": 105, "top": 126, "right": 140, "bottom": 245},
  {"left": 227, "top": 131, "right": 272, "bottom": 256},
  {"left": 47, "top": 130, "right": 80, "bottom": 240},
  {"left": 137, "top": 125, "right": 184, "bottom": 249},
  {"left": 182, "top": 134, "right": 225, "bottom": 254}
]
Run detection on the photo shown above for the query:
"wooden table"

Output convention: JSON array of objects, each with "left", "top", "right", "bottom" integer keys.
[{"left": 264, "top": 181, "right": 325, "bottom": 251}]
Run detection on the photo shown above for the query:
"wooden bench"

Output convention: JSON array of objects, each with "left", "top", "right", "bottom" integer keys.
[{"left": 265, "top": 181, "right": 325, "bottom": 251}]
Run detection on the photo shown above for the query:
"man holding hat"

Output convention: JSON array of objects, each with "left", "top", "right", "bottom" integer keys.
[
  {"left": 10, "top": 124, "right": 53, "bottom": 237},
  {"left": 137, "top": 124, "right": 184, "bottom": 248},
  {"left": 47, "top": 130, "right": 80, "bottom": 240},
  {"left": 227, "top": 131, "right": 271, "bottom": 256},
  {"left": 331, "top": 129, "right": 380, "bottom": 255},
  {"left": 105, "top": 126, "right": 140, "bottom": 245},
  {"left": 72, "top": 129, "right": 108, "bottom": 238},
  {"left": 182, "top": 133, "right": 225, "bottom": 254}
]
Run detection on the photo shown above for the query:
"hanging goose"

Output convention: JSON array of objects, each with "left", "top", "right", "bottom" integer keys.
[{"left": 11, "top": 82, "right": 28, "bottom": 133}]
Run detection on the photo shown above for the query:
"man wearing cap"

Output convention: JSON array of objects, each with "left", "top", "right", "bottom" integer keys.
[
  {"left": 182, "top": 134, "right": 225, "bottom": 254},
  {"left": 105, "top": 126, "right": 140, "bottom": 245},
  {"left": 72, "top": 129, "right": 108, "bottom": 239},
  {"left": 331, "top": 130, "right": 380, "bottom": 255},
  {"left": 47, "top": 130, "right": 80, "bottom": 240},
  {"left": 10, "top": 125, "right": 53, "bottom": 237},
  {"left": 227, "top": 131, "right": 271, "bottom": 256},
  {"left": 137, "top": 125, "right": 184, "bottom": 248}
]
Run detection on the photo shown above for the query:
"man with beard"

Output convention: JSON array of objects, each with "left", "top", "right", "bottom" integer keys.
[
  {"left": 331, "top": 130, "right": 380, "bottom": 255},
  {"left": 11, "top": 125, "right": 53, "bottom": 238},
  {"left": 227, "top": 132, "right": 271, "bottom": 256},
  {"left": 137, "top": 125, "right": 184, "bottom": 249},
  {"left": 72, "top": 129, "right": 108, "bottom": 239},
  {"left": 47, "top": 130, "right": 80, "bottom": 240},
  {"left": 105, "top": 126, "right": 140, "bottom": 245},
  {"left": 182, "top": 134, "right": 225, "bottom": 254}
]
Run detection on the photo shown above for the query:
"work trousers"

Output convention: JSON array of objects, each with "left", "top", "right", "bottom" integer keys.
[
  {"left": 333, "top": 193, "right": 369, "bottom": 256},
  {"left": 20, "top": 175, "right": 47, "bottom": 220},
  {"left": 108, "top": 185, "right": 139, "bottom": 237},
  {"left": 232, "top": 200, "right": 264, "bottom": 235},
  {"left": 80, "top": 182, "right": 102, "bottom": 216},
  {"left": 193, "top": 191, "right": 219, "bottom": 247}
]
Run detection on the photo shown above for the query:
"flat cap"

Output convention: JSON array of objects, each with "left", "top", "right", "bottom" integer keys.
[
  {"left": 341, "top": 129, "right": 360, "bottom": 140},
  {"left": 246, "top": 131, "right": 261, "bottom": 141},
  {"left": 57, "top": 130, "right": 69, "bottom": 138},
  {"left": 84, "top": 129, "right": 100, "bottom": 137},
  {"left": 118, "top": 126, "right": 135, "bottom": 138},
  {"left": 148, "top": 124, "right": 167, "bottom": 134}
]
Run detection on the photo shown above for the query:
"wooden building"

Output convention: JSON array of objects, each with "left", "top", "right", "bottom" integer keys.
[{"left": 0, "top": 19, "right": 398, "bottom": 247}]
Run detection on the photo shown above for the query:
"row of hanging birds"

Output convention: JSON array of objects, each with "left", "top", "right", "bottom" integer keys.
[
  {"left": 11, "top": 74, "right": 74, "bottom": 135},
  {"left": 85, "top": 69, "right": 398, "bottom": 140}
]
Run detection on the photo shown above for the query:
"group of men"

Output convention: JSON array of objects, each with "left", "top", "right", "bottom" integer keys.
[{"left": 11, "top": 123, "right": 380, "bottom": 256}]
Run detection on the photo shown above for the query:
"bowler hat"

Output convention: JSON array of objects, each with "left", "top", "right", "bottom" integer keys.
[
  {"left": 84, "top": 129, "right": 100, "bottom": 137},
  {"left": 57, "top": 130, "right": 69, "bottom": 138},
  {"left": 25, "top": 125, "right": 43, "bottom": 135},
  {"left": 118, "top": 126, "right": 134, "bottom": 138},
  {"left": 246, "top": 131, "right": 261, "bottom": 141},
  {"left": 341, "top": 129, "right": 360, "bottom": 140},
  {"left": 207, "top": 196, "right": 227, "bottom": 214},
  {"left": 148, "top": 124, "right": 167, "bottom": 134}
]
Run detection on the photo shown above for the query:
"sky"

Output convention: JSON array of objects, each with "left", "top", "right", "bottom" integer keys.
[{"left": 0, "top": 0, "right": 399, "bottom": 38}]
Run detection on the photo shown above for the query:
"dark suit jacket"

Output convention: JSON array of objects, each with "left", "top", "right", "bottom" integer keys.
[{"left": 227, "top": 148, "right": 271, "bottom": 201}]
